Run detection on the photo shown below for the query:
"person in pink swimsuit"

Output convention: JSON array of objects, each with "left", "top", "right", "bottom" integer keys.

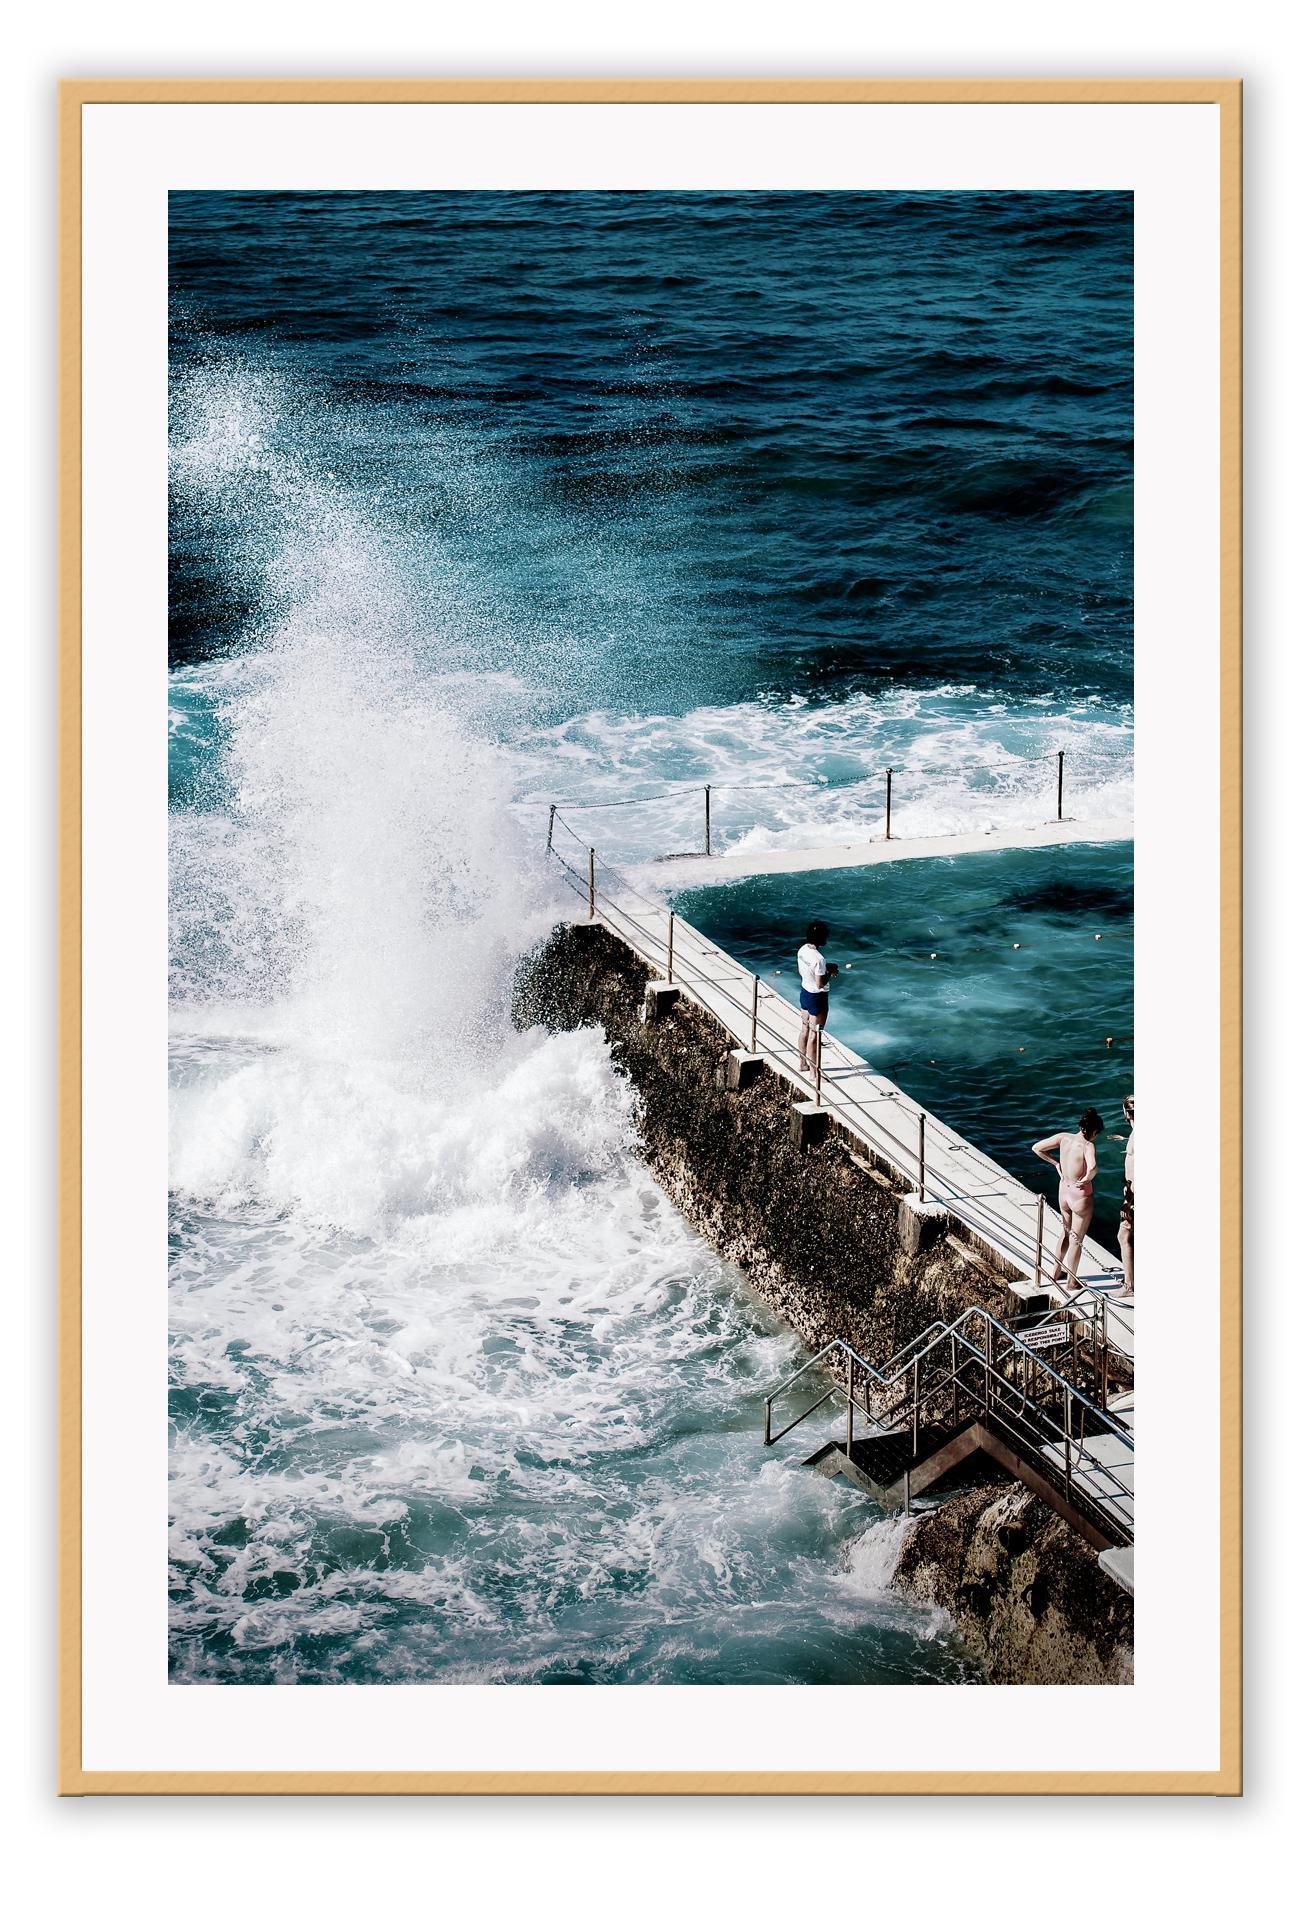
[{"left": 1032, "top": 1108, "right": 1105, "bottom": 1291}]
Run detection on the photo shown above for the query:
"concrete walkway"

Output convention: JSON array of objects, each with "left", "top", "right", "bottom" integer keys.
[
  {"left": 629, "top": 815, "right": 1132, "bottom": 890},
  {"left": 570, "top": 875, "right": 1134, "bottom": 1361}
]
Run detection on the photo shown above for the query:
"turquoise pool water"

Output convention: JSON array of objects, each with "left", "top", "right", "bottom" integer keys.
[{"left": 677, "top": 843, "right": 1133, "bottom": 1245}]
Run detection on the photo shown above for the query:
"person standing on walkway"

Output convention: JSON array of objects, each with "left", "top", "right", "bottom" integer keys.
[
  {"left": 1117, "top": 1093, "right": 1135, "bottom": 1296},
  {"left": 796, "top": 920, "right": 838, "bottom": 1075},
  {"left": 1032, "top": 1109, "right": 1105, "bottom": 1292}
]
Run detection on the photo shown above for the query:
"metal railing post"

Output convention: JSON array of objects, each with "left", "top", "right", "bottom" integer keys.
[
  {"left": 1062, "top": 1390, "right": 1072, "bottom": 1500},
  {"left": 1056, "top": 750, "right": 1064, "bottom": 822},
  {"left": 667, "top": 910, "right": 675, "bottom": 984},
  {"left": 917, "top": 1112, "right": 926, "bottom": 1203},
  {"left": 764, "top": 1396, "right": 772, "bottom": 1446},
  {"left": 704, "top": 784, "right": 712, "bottom": 856},
  {"left": 984, "top": 1312, "right": 992, "bottom": 1417},
  {"left": 885, "top": 767, "right": 893, "bottom": 841},
  {"left": 587, "top": 847, "right": 595, "bottom": 919},
  {"left": 546, "top": 803, "right": 556, "bottom": 854},
  {"left": 750, "top": 974, "right": 759, "bottom": 1054},
  {"left": 1034, "top": 1193, "right": 1045, "bottom": 1287},
  {"left": 911, "top": 1359, "right": 920, "bottom": 1458},
  {"left": 845, "top": 1354, "right": 855, "bottom": 1459}
]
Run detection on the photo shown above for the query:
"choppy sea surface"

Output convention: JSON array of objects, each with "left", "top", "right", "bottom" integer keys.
[{"left": 168, "top": 191, "right": 1132, "bottom": 1683}]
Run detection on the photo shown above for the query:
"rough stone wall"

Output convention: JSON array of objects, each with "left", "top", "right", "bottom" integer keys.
[
  {"left": 514, "top": 921, "right": 1013, "bottom": 1362},
  {"left": 514, "top": 920, "right": 1133, "bottom": 1686},
  {"left": 892, "top": 1485, "right": 1134, "bottom": 1684}
]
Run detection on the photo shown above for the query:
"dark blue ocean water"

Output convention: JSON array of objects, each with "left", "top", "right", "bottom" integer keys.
[
  {"left": 166, "top": 191, "right": 1131, "bottom": 1687},
  {"left": 169, "top": 189, "right": 1132, "bottom": 707}
]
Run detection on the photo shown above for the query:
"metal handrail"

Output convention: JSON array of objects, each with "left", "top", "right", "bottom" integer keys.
[
  {"left": 560, "top": 853, "right": 947, "bottom": 1193},
  {"left": 562, "top": 853, "right": 997, "bottom": 1229},
  {"left": 937, "top": 1308, "right": 1132, "bottom": 1435},
  {"left": 936, "top": 1361, "right": 1132, "bottom": 1529},
  {"left": 552, "top": 819, "right": 1128, "bottom": 1532},
  {"left": 762, "top": 1305, "right": 1134, "bottom": 1543},
  {"left": 1028, "top": 1283, "right": 1126, "bottom": 1339},
  {"left": 547, "top": 816, "right": 1134, "bottom": 1540},
  {"left": 767, "top": 1344, "right": 1132, "bottom": 1482},
  {"left": 764, "top": 1305, "right": 1129, "bottom": 1439},
  {"left": 551, "top": 838, "right": 1122, "bottom": 1290}
]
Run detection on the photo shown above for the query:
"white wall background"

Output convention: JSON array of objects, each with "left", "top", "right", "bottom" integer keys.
[{"left": 2, "top": 1, "right": 1291, "bottom": 1897}]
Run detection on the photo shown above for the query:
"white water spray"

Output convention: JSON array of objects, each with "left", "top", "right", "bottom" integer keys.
[{"left": 166, "top": 360, "right": 964, "bottom": 1686}]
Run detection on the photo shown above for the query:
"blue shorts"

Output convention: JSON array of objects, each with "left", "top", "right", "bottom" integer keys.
[{"left": 799, "top": 989, "right": 828, "bottom": 1016}]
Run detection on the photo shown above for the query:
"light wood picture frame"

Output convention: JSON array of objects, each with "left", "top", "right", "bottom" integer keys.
[{"left": 58, "top": 77, "right": 1241, "bottom": 1796}]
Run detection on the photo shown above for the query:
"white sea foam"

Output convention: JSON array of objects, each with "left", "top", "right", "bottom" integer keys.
[
  {"left": 836, "top": 1514, "right": 955, "bottom": 1644},
  {"left": 841, "top": 1512, "right": 914, "bottom": 1596},
  {"left": 166, "top": 360, "right": 975, "bottom": 1684},
  {"left": 504, "top": 686, "right": 1133, "bottom": 864}
]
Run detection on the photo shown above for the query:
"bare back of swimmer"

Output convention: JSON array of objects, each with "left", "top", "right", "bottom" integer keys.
[{"left": 1032, "top": 1108, "right": 1105, "bottom": 1291}]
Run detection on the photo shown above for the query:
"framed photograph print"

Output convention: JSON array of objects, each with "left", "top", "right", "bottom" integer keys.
[{"left": 58, "top": 78, "right": 1242, "bottom": 1795}]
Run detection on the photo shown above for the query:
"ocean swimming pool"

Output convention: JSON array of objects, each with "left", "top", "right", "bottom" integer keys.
[
  {"left": 166, "top": 187, "right": 1132, "bottom": 1684},
  {"left": 676, "top": 843, "right": 1133, "bottom": 1245}
]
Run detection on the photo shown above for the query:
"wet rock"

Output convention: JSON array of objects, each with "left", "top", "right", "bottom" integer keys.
[
  {"left": 514, "top": 922, "right": 1007, "bottom": 1359},
  {"left": 892, "top": 1484, "right": 1134, "bottom": 1684},
  {"left": 515, "top": 922, "right": 1131, "bottom": 1685}
]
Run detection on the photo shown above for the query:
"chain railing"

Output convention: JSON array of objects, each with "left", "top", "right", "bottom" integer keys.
[{"left": 524, "top": 740, "right": 1132, "bottom": 860}]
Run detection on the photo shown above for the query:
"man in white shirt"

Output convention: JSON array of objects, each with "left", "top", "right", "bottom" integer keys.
[{"left": 796, "top": 919, "right": 838, "bottom": 1075}]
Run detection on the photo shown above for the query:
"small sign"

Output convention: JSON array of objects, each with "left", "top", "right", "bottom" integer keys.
[{"left": 1019, "top": 1321, "right": 1070, "bottom": 1349}]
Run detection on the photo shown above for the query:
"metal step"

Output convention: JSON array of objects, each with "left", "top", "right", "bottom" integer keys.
[
  {"left": 804, "top": 1419, "right": 985, "bottom": 1506},
  {"left": 807, "top": 1411, "right": 1132, "bottom": 1551},
  {"left": 961, "top": 1416, "right": 1133, "bottom": 1550},
  {"left": 763, "top": 1311, "right": 1133, "bottom": 1553}
]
